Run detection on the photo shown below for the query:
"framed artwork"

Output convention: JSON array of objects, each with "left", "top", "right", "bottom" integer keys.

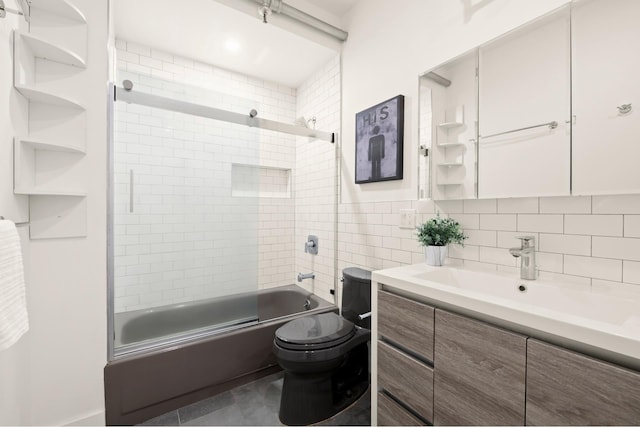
[{"left": 355, "top": 95, "right": 404, "bottom": 184}]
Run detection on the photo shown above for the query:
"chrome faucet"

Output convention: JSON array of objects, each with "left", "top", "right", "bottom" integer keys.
[
  {"left": 509, "top": 236, "right": 537, "bottom": 280},
  {"left": 297, "top": 272, "right": 315, "bottom": 282}
]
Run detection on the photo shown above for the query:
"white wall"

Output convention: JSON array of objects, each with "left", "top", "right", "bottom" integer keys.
[
  {"left": 338, "top": 0, "right": 640, "bottom": 295},
  {"left": 294, "top": 56, "right": 341, "bottom": 304},
  {"left": 0, "top": 3, "right": 31, "bottom": 425},
  {"left": 0, "top": 0, "right": 108, "bottom": 425}
]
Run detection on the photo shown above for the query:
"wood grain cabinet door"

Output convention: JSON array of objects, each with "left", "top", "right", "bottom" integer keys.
[
  {"left": 378, "top": 392, "right": 426, "bottom": 426},
  {"left": 378, "top": 341, "right": 434, "bottom": 423},
  {"left": 433, "top": 309, "right": 527, "bottom": 426},
  {"left": 378, "top": 290, "right": 435, "bottom": 360},
  {"left": 526, "top": 339, "right": 640, "bottom": 426}
]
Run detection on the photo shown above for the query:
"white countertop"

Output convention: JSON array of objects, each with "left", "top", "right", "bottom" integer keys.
[{"left": 373, "top": 263, "right": 640, "bottom": 369}]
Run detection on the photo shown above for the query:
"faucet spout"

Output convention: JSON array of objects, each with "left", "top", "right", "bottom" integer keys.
[
  {"left": 297, "top": 272, "right": 315, "bottom": 282},
  {"left": 509, "top": 236, "right": 537, "bottom": 280}
]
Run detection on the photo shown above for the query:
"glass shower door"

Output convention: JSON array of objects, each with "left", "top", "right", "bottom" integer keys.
[{"left": 110, "top": 80, "right": 261, "bottom": 355}]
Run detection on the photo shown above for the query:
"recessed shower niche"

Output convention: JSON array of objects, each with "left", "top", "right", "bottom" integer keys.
[{"left": 232, "top": 164, "right": 291, "bottom": 198}]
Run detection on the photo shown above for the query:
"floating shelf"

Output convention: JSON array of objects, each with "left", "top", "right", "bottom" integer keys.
[
  {"left": 437, "top": 162, "right": 464, "bottom": 167},
  {"left": 17, "top": 31, "right": 86, "bottom": 68},
  {"left": 437, "top": 181, "right": 464, "bottom": 186},
  {"left": 19, "top": 137, "right": 85, "bottom": 154},
  {"left": 14, "top": 84, "right": 84, "bottom": 109},
  {"left": 14, "top": 188, "right": 86, "bottom": 197},
  {"left": 29, "top": 0, "right": 86, "bottom": 23},
  {"left": 438, "top": 121, "right": 464, "bottom": 129}
]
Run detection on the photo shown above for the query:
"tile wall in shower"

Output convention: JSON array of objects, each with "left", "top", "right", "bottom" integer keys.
[{"left": 113, "top": 40, "right": 297, "bottom": 312}]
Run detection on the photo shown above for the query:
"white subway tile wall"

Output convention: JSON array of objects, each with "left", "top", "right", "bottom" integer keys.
[
  {"left": 113, "top": 40, "right": 301, "bottom": 312},
  {"left": 339, "top": 195, "right": 640, "bottom": 291},
  {"left": 294, "top": 56, "right": 340, "bottom": 304}
]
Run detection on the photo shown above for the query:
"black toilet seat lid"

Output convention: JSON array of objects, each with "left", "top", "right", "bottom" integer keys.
[{"left": 275, "top": 312, "right": 355, "bottom": 348}]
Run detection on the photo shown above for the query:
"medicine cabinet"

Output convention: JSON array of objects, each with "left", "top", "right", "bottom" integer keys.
[{"left": 419, "top": 0, "right": 639, "bottom": 200}]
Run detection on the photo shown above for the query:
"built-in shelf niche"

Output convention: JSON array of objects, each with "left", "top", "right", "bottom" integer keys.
[
  {"left": 14, "top": 138, "right": 86, "bottom": 197},
  {"left": 232, "top": 164, "right": 291, "bottom": 198},
  {"left": 11, "top": 0, "right": 88, "bottom": 239},
  {"left": 29, "top": 195, "right": 87, "bottom": 240},
  {"left": 28, "top": 0, "right": 87, "bottom": 65}
]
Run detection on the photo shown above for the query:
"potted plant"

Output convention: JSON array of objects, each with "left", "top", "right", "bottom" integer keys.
[{"left": 416, "top": 214, "right": 467, "bottom": 266}]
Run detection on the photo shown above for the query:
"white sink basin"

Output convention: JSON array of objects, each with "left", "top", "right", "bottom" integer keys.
[
  {"left": 412, "top": 267, "right": 638, "bottom": 327},
  {"left": 373, "top": 263, "right": 640, "bottom": 366}
]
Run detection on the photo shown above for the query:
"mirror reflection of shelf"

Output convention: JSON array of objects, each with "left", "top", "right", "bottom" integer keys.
[
  {"left": 438, "top": 105, "right": 465, "bottom": 128},
  {"left": 437, "top": 181, "right": 464, "bottom": 186},
  {"left": 437, "top": 141, "right": 466, "bottom": 148}
]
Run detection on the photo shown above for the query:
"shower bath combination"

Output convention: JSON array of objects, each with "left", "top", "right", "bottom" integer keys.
[{"left": 106, "top": 64, "right": 341, "bottom": 423}]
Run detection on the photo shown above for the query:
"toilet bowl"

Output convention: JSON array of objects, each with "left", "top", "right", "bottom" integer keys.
[{"left": 273, "top": 267, "right": 371, "bottom": 425}]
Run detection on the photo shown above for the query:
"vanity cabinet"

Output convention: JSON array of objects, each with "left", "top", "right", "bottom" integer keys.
[
  {"left": 433, "top": 309, "right": 527, "bottom": 426},
  {"left": 377, "top": 392, "right": 426, "bottom": 426},
  {"left": 526, "top": 339, "right": 640, "bottom": 425},
  {"left": 378, "top": 290, "right": 434, "bottom": 360},
  {"left": 377, "top": 290, "right": 435, "bottom": 424}
]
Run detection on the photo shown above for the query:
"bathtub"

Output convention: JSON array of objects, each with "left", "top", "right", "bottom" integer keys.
[{"left": 104, "top": 284, "right": 336, "bottom": 425}]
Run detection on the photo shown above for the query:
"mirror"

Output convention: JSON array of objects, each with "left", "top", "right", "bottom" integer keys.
[
  {"left": 419, "top": 49, "right": 478, "bottom": 200},
  {"left": 572, "top": 0, "right": 640, "bottom": 195},
  {"left": 477, "top": 5, "right": 571, "bottom": 199},
  {"left": 419, "top": 3, "right": 640, "bottom": 200}
]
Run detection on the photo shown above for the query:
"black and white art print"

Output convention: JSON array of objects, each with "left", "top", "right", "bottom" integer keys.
[{"left": 355, "top": 95, "right": 404, "bottom": 184}]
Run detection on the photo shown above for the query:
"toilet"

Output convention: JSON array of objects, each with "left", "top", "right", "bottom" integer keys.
[{"left": 273, "top": 267, "right": 372, "bottom": 425}]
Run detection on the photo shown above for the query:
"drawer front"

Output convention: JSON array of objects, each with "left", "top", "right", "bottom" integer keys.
[
  {"left": 378, "top": 341, "right": 434, "bottom": 422},
  {"left": 378, "top": 392, "right": 426, "bottom": 426},
  {"left": 434, "top": 309, "right": 527, "bottom": 426},
  {"left": 378, "top": 290, "right": 434, "bottom": 360},
  {"left": 526, "top": 339, "right": 640, "bottom": 426}
]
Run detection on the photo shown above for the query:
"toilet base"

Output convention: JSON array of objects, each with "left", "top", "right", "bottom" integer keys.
[{"left": 278, "top": 343, "right": 369, "bottom": 426}]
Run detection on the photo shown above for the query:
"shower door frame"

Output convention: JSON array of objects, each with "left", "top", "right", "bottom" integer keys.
[{"left": 106, "top": 82, "right": 338, "bottom": 361}]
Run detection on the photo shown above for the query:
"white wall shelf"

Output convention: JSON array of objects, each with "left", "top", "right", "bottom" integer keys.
[
  {"left": 438, "top": 142, "right": 466, "bottom": 148},
  {"left": 14, "top": 138, "right": 86, "bottom": 197},
  {"left": 14, "top": 189, "right": 86, "bottom": 197},
  {"left": 17, "top": 31, "right": 86, "bottom": 68},
  {"left": 19, "top": 137, "right": 85, "bottom": 154},
  {"left": 438, "top": 121, "right": 464, "bottom": 129},
  {"left": 29, "top": 0, "right": 86, "bottom": 23},
  {"left": 437, "top": 162, "right": 464, "bottom": 167},
  {"left": 14, "top": 84, "right": 84, "bottom": 109},
  {"left": 11, "top": 0, "right": 88, "bottom": 240}
]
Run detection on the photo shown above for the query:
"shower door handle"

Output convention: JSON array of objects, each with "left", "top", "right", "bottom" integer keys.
[{"left": 129, "top": 169, "right": 134, "bottom": 213}]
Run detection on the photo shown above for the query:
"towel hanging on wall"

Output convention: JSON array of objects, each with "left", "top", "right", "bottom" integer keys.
[{"left": 0, "top": 219, "right": 29, "bottom": 351}]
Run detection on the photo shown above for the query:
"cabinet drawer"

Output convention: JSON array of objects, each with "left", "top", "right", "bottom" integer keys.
[
  {"left": 526, "top": 339, "right": 640, "bottom": 426},
  {"left": 378, "top": 392, "right": 426, "bottom": 426},
  {"left": 378, "top": 290, "right": 434, "bottom": 360},
  {"left": 378, "top": 341, "right": 433, "bottom": 422}
]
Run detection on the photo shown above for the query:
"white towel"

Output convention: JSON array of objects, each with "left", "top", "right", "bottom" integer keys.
[{"left": 0, "top": 219, "right": 29, "bottom": 351}]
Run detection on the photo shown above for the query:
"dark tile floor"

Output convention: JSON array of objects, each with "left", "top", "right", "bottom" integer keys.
[{"left": 140, "top": 371, "right": 371, "bottom": 426}]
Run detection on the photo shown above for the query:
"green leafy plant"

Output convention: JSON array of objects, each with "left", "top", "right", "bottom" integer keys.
[{"left": 416, "top": 214, "right": 467, "bottom": 247}]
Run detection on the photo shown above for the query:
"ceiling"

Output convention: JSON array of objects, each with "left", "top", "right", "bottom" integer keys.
[{"left": 113, "top": 0, "right": 356, "bottom": 88}]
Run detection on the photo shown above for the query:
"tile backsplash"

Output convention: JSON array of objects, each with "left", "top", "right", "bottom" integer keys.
[{"left": 338, "top": 195, "right": 640, "bottom": 293}]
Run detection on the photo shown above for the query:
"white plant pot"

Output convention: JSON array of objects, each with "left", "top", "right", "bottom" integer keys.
[{"left": 425, "top": 245, "right": 447, "bottom": 266}]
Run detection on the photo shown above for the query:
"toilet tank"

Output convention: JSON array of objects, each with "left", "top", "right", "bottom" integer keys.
[{"left": 341, "top": 267, "right": 372, "bottom": 329}]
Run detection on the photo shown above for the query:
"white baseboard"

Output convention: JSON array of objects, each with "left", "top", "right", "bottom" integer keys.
[{"left": 65, "top": 410, "right": 105, "bottom": 426}]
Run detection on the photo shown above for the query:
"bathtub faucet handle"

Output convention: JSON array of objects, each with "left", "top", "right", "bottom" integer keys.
[{"left": 304, "top": 235, "right": 319, "bottom": 255}]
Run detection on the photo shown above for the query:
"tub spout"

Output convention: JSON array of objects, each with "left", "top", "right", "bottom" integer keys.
[{"left": 297, "top": 272, "right": 315, "bottom": 282}]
